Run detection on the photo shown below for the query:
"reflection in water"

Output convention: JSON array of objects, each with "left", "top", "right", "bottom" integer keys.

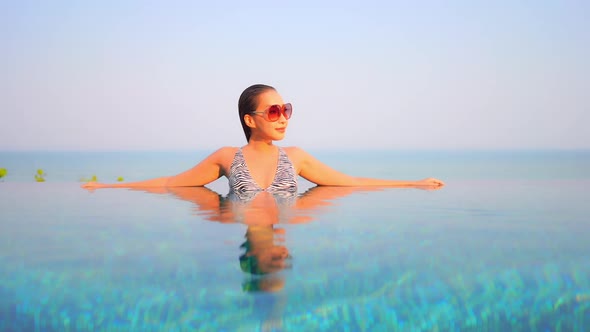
[
  {"left": 136, "top": 186, "right": 371, "bottom": 330},
  {"left": 137, "top": 186, "right": 401, "bottom": 287},
  {"left": 135, "top": 185, "right": 432, "bottom": 330},
  {"left": 240, "top": 225, "right": 291, "bottom": 292},
  {"left": 147, "top": 186, "right": 368, "bottom": 285}
]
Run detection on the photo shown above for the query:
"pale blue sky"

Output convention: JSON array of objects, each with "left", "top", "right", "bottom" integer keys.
[{"left": 1, "top": 0, "right": 588, "bottom": 150}]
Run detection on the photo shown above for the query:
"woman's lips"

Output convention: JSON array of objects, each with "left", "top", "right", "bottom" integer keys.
[{"left": 276, "top": 128, "right": 286, "bottom": 133}]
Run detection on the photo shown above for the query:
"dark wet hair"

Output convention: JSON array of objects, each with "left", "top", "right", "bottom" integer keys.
[
  {"left": 238, "top": 84, "right": 276, "bottom": 142},
  {"left": 239, "top": 240, "right": 264, "bottom": 275}
]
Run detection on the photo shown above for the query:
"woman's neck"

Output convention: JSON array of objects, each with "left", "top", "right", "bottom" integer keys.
[{"left": 246, "top": 139, "right": 275, "bottom": 152}]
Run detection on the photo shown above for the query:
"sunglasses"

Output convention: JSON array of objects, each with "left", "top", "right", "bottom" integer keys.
[{"left": 250, "top": 103, "right": 293, "bottom": 122}]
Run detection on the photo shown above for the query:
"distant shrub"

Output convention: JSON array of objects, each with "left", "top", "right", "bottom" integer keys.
[
  {"left": 117, "top": 176, "right": 124, "bottom": 182},
  {"left": 35, "top": 169, "right": 46, "bottom": 182},
  {"left": 80, "top": 175, "right": 98, "bottom": 182},
  {"left": 0, "top": 168, "right": 7, "bottom": 180}
]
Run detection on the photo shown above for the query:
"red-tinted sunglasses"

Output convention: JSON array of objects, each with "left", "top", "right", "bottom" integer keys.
[{"left": 250, "top": 103, "right": 293, "bottom": 122}]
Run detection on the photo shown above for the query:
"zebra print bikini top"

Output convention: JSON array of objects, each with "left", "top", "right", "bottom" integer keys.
[{"left": 228, "top": 147, "right": 298, "bottom": 194}]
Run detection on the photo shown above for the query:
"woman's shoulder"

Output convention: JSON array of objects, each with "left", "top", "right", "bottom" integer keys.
[
  {"left": 213, "top": 146, "right": 240, "bottom": 158},
  {"left": 281, "top": 146, "right": 310, "bottom": 162},
  {"left": 283, "top": 145, "right": 314, "bottom": 153},
  {"left": 282, "top": 146, "right": 304, "bottom": 154},
  {"left": 207, "top": 147, "right": 241, "bottom": 171},
  {"left": 208, "top": 146, "right": 240, "bottom": 161},
  {"left": 215, "top": 146, "right": 240, "bottom": 154}
]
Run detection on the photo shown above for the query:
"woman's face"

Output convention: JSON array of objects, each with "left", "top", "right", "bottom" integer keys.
[{"left": 248, "top": 90, "right": 289, "bottom": 141}]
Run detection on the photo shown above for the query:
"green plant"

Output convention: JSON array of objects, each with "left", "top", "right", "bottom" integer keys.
[
  {"left": 0, "top": 168, "right": 7, "bottom": 180},
  {"left": 35, "top": 169, "right": 46, "bottom": 182},
  {"left": 80, "top": 175, "right": 98, "bottom": 182},
  {"left": 117, "top": 176, "right": 124, "bottom": 182}
]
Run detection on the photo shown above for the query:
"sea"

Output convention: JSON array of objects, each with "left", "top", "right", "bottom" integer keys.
[{"left": 0, "top": 149, "right": 589, "bottom": 331}]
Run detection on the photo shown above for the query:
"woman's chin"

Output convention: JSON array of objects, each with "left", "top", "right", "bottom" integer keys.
[{"left": 272, "top": 133, "right": 286, "bottom": 141}]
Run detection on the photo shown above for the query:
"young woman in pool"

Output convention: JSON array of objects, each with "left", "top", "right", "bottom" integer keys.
[{"left": 82, "top": 84, "right": 444, "bottom": 191}]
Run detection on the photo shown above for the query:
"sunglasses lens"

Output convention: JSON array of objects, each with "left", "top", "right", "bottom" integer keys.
[
  {"left": 283, "top": 103, "right": 292, "bottom": 119},
  {"left": 267, "top": 105, "right": 281, "bottom": 121}
]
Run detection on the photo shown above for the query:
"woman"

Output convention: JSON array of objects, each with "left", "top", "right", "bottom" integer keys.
[{"left": 82, "top": 84, "right": 444, "bottom": 191}]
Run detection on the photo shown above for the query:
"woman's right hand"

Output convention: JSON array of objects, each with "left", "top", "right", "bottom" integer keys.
[{"left": 81, "top": 181, "right": 107, "bottom": 189}]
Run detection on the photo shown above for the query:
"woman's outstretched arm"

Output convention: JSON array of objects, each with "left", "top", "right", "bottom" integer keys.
[
  {"left": 291, "top": 147, "right": 445, "bottom": 187},
  {"left": 82, "top": 147, "right": 232, "bottom": 189}
]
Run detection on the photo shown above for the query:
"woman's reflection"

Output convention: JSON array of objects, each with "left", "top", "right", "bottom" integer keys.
[
  {"left": 136, "top": 186, "right": 387, "bottom": 290},
  {"left": 133, "top": 185, "right": 438, "bottom": 330},
  {"left": 134, "top": 185, "right": 440, "bottom": 285},
  {"left": 239, "top": 224, "right": 290, "bottom": 292}
]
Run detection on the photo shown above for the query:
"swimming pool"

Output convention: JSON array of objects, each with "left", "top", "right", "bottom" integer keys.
[{"left": 0, "top": 151, "right": 589, "bottom": 331}]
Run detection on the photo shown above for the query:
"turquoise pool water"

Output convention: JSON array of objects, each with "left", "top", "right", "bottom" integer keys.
[{"left": 0, "top": 151, "right": 589, "bottom": 331}]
